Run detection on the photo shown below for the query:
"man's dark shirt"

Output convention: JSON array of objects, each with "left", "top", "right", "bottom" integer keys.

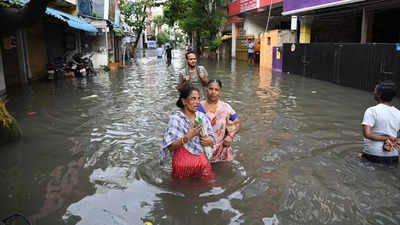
[{"left": 166, "top": 48, "right": 172, "bottom": 59}]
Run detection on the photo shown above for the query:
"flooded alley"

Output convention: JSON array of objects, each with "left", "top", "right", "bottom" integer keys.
[{"left": 1, "top": 49, "right": 399, "bottom": 225}]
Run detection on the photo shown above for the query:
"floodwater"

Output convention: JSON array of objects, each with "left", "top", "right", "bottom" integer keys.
[{"left": 1, "top": 49, "right": 399, "bottom": 225}]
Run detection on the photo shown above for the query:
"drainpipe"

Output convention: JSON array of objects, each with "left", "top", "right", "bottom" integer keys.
[{"left": 105, "top": 26, "right": 109, "bottom": 64}]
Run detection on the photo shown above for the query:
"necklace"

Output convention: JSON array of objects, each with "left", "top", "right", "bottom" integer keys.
[
  {"left": 206, "top": 101, "right": 217, "bottom": 113},
  {"left": 209, "top": 104, "right": 217, "bottom": 113}
]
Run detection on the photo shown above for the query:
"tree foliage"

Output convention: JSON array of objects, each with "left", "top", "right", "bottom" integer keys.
[
  {"left": 156, "top": 30, "right": 169, "bottom": 45},
  {"left": 119, "top": 0, "right": 162, "bottom": 52},
  {"left": 152, "top": 15, "right": 165, "bottom": 26},
  {"left": 163, "top": 0, "right": 227, "bottom": 41}
]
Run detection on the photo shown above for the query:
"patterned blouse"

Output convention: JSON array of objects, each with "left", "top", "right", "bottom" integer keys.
[{"left": 160, "top": 110, "right": 215, "bottom": 162}]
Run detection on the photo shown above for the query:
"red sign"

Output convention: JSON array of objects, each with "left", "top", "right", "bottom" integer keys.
[
  {"left": 260, "top": 0, "right": 282, "bottom": 8},
  {"left": 240, "top": 0, "right": 257, "bottom": 13},
  {"left": 229, "top": 1, "right": 241, "bottom": 16},
  {"left": 229, "top": 0, "right": 282, "bottom": 16}
]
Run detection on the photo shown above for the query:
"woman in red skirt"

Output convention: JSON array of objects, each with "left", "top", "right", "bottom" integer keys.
[{"left": 161, "top": 86, "right": 216, "bottom": 181}]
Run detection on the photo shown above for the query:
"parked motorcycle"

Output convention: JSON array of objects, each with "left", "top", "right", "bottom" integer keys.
[
  {"left": 81, "top": 52, "right": 97, "bottom": 76},
  {"left": 70, "top": 53, "right": 87, "bottom": 77},
  {"left": 47, "top": 57, "right": 66, "bottom": 80}
]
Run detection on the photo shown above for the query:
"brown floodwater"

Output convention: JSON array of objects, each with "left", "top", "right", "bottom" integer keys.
[{"left": 1, "top": 49, "right": 399, "bottom": 225}]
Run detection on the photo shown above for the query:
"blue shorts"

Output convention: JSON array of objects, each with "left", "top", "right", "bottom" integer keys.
[{"left": 248, "top": 53, "right": 254, "bottom": 58}]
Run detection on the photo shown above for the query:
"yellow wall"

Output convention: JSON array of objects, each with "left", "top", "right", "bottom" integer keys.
[
  {"left": 260, "top": 30, "right": 278, "bottom": 69},
  {"left": 299, "top": 23, "right": 311, "bottom": 44},
  {"left": 27, "top": 23, "right": 48, "bottom": 80}
]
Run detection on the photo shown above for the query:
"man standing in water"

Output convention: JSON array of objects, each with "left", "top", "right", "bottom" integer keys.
[
  {"left": 177, "top": 51, "right": 209, "bottom": 98},
  {"left": 361, "top": 80, "right": 400, "bottom": 164},
  {"left": 165, "top": 45, "right": 172, "bottom": 65}
]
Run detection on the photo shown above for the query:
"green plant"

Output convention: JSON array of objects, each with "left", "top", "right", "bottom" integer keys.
[
  {"left": 157, "top": 30, "right": 170, "bottom": 45},
  {"left": 101, "top": 65, "right": 110, "bottom": 71},
  {"left": 206, "top": 38, "right": 222, "bottom": 51},
  {"left": 119, "top": 0, "right": 162, "bottom": 54}
]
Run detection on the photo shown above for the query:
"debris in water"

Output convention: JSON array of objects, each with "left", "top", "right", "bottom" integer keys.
[{"left": 81, "top": 95, "right": 98, "bottom": 100}]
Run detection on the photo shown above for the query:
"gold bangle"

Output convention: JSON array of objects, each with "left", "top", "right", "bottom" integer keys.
[{"left": 181, "top": 136, "right": 188, "bottom": 145}]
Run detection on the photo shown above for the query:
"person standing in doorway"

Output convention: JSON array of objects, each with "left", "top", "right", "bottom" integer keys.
[
  {"left": 176, "top": 51, "right": 209, "bottom": 98},
  {"left": 247, "top": 38, "right": 255, "bottom": 64},
  {"left": 361, "top": 80, "right": 400, "bottom": 164},
  {"left": 156, "top": 44, "right": 164, "bottom": 59}
]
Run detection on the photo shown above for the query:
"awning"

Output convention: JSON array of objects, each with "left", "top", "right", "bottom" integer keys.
[
  {"left": 45, "top": 8, "right": 98, "bottom": 32},
  {"left": 227, "top": 17, "right": 245, "bottom": 24}
]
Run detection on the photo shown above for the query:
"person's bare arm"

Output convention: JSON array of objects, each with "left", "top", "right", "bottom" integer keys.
[
  {"left": 224, "top": 118, "right": 240, "bottom": 147},
  {"left": 199, "top": 67, "right": 209, "bottom": 86},
  {"left": 362, "top": 125, "right": 396, "bottom": 142}
]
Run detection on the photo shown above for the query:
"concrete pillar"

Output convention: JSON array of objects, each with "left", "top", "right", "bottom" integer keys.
[
  {"left": 0, "top": 48, "right": 6, "bottom": 97},
  {"left": 16, "top": 30, "right": 31, "bottom": 83},
  {"left": 299, "top": 16, "right": 313, "bottom": 44},
  {"left": 232, "top": 23, "right": 236, "bottom": 58},
  {"left": 361, "top": 8, "right": 374, "bottom": 44}
]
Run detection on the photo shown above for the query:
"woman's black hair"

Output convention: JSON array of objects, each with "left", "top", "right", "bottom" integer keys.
[
  {"left": 208, "top": 79, "right": 222, "bottom": 88},
  {"left": 176, "top": 85, "right": 200, "bottom": 109},
  {"left": 185, "top": 51, "right": 197, "bottom": 59},
  {"left": 377, "top": 80, "right": 397, "bottom": 102}
]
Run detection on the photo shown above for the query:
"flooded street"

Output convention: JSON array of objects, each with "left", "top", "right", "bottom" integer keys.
[{"left": 1, "top": 49, "right": 400, "bottom": 225}]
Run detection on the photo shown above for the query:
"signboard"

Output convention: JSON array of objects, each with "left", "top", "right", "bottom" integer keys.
[
  {"left": 291, "top": 16, "right": 297, "bottom": 30},
  {"left": 284, "top": 0, "right": 364, "bottom": 13},
  {"left": 240, "top": 0, "right": 257, "bottom": 13},
  {"left": 229, "top": 0, "right": 282, "bottom": 16}
]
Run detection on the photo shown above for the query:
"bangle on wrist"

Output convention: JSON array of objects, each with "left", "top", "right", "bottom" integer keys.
[{"left": 181, "top": 136, "right": 188, "bottom": 145}]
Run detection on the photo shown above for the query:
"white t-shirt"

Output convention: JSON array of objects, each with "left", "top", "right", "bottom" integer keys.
[
  {"left": 362, "top": 103, "right": 400, "bottom": 157},
  {"left": 248, "top": 42, "right": 255, "bottom": 53}
]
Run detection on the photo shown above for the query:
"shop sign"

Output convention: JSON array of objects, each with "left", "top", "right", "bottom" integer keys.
[{"left": 240, "top": 0, "right": 257, "bottom": 13}]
